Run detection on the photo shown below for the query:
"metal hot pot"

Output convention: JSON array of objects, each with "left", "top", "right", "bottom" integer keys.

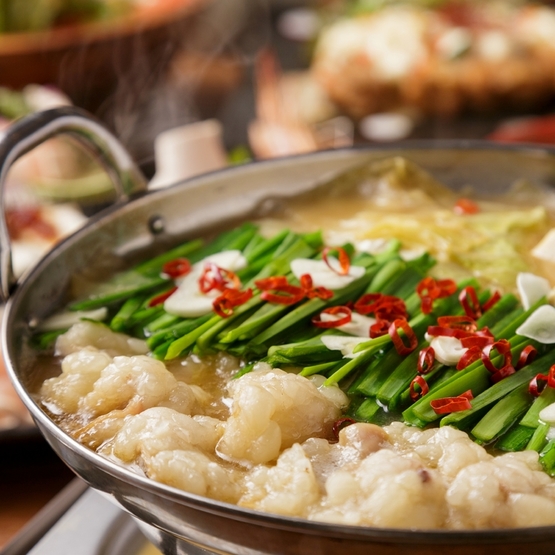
[{"left": 3, "top": 107, "right": 555, "bottom": 555}]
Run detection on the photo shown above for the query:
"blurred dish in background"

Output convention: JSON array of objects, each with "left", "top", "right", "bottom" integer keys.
[
  {"left": 0, "top": 0, "right": 208, "bottom": 112},
  {"left": 488, "top": 114, "right": 555, "bottom": 144},
  {"left": 249, "top": 49, "right": 353, "bottom": 159},
  {"left": 311, "top": 1, "right": 555, "bottom": 119}
]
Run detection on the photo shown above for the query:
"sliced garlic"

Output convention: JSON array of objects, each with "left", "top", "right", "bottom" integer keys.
[
  {"left": 517, "top": 272, "right": 551, "bottom": 310},
  {"left": 290, "top": 258, "right": 365, "bottom": 290},
  {"left": 429, "top": 336, "right": 467, "bottom": 366},
  {"left": 320, "top": 335, "right": 369, "bottom": 358},
  {"left": 164, "top": 250, "right": 247, "bottom": 317},
  {"left": 532, "top": 228, "right": 555, "bottom": 263},
  {"left": 320, "top": 311, "right": 376, "bottom": 337},
  {"left": 539, "top": 403, "right": 555, "bottom": 426},
  {"left": 516, "top": 304, "right": 555, "bottom": 344}
]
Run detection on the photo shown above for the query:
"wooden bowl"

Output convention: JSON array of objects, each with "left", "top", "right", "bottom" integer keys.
[{"left": 0, "top": 0, "right": 208, "bottom": 111}]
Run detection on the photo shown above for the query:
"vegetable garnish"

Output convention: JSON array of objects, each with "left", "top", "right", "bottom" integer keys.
[
  {"left": 354, "top": 293, "right": 407, "bottom": 321},
  {"left": 148, "top": 287, "right": 178, "bottom": 307},
  {"left": 299, "top": 274, "right": 334, "bottom": 300},
  {"left": 370, "top": 320, "right": 390, "bottom": 338},
  {"left": 529, "top": 365, "right": 555, "bottom": 397},
  {"left": 255, "top": 275, "right": 305, "bottom": 305},
  {"left": 481, "top": 339, "right": 513, "bottom": 375},
  {"left": 213, "top": 287, "right": 253, "bottom": 318},
  {"left": 389, "top": 319, "right": 418, "bottom": 356},
  {"left": 416, "top": 277, "right": 457, "bottom": 314},
  {"left": 456, "top": 345, "right": 482, "bottom": 370},
  {"left": 459, "top": 286, "right": 482, "bottom": 319},
  {"left": 459, "top": 328, "right": 494, "bottom": 349},
  {"left": 410, "top": 375, "right": 430, "bottom": 401},
  {"left": 454, "top": 198, "right": 480, "bottom": 215},
  {"left": 332, "top": 417, "right": 357, "bottom": 442},
  {"left": 482, "top": 291, "right": 501, "bottom": 313},
  {"left": 322, "top": 246, "right": 351, "bottom": 275},
  {"left": 312, "top": 306, "right": 352, "bottom": 328},
  {"left": 417, "top": 346, "right": 435, "bottom": 374},
  {"left": 430, "top": 390, "right": 474, "bottom": 415},
  {"left": 199, "top": 263, "right": 241, "bottom": 293},
  {"left": 162, "top": 258, "right": 192, "bottom": 279},
  {"left": 437, "top": 315, "right": 477, "bottom": 332},
  {"left": 516, "top": 345, "right": 538, "bottom": 370}
]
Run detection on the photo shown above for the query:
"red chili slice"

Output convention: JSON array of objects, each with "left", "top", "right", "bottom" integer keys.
[
  {"left": 410, "top": 375, "right": 430, "bottom": 401},
  {"left": 454, "top": 198, "right": 480, "bottom": 215},
  {"left": 312, "top": 306, "right": 352, "bottom": 328},
  {"left": 529, "top": 373, "right": 548, "bottom": 397},
  {"left": 389, "top": 319, "right": 418, "bottom": 356},
  {"left": 482, "top": 290, "right": 501, "bottom": 313},
  {"left": 456, "top": 345, "right": 482, "bottom": 370},
  {"left": 300, "top": 273, "right": 334, "bottom": 300},
  {"left": 354, "top": 293, "right": 383, "bottom": 315},
  {"left": 322, "top": 247, "right": 351, "bottom": 276},
  {"left": 162, "top": 258, "right": 192, "bottom": 279},
  {"left": 375, "top": 297, "right": 408, "bottom": 322},
  {"left": 416, "top": 277, "right": 457, "bottom": 314},
  {"left": 199, "top": 263, "right": 241, "bottom": 293},
  {"left": 459, "top": 286, "right": 482, "bottom": 319},
  {"left": 148, "top": 287, "right": 178, "bottom": 307},
  {"left": 261, "top": 284, "right": 305, "bottom": 305},
  {"left": 516, "top": 345, "right": 538, "bottom": 371},
  {"left": 437, "top": 315, "right": 477, "bottom": 332},
  {"left": 213, "top": 287, "right": 253, "bottom": 318},
  {"left": 417, "top": 346, "right": 435, "bottom": 375},
  {"left": 426, "top": 326, "right": 473, "bottom": 340},
  {"left": 255, "top": 276, "right": 289, "bottom": 290},
  {"left": 370, "top": 320, "right": 390, "bottom": 338},
  {"left": 430, "top": 390, "right": 473, "bottom": 414},
  {"left": 481, "top": 339, "right": 512, "bottom": 374},
  {"left": 460, "top": 328, "right": 495, "bottom": 349},
  {"left": 490, "top": 365, "right": 516, "bottom": 384},
  {"left": 332, "top": 417, "right": 357, "bottom": 442}
]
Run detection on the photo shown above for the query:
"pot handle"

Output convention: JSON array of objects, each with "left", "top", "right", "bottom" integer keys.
[{"left": 0, "top": 106, "right": 148, "bottom": 302}]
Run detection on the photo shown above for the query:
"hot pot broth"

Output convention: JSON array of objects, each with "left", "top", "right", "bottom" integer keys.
[{"left": 36, "top": 157, "right": 555, "bottom": 529}]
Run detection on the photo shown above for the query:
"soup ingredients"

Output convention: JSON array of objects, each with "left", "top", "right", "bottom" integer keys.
[{"left": 34, "top": 157, "right": 555, "bottom": 529}]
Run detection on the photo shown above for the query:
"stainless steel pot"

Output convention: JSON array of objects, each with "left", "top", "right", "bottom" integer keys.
[{"left": 4, "top": 107, "right": 555, "bottom": 555}]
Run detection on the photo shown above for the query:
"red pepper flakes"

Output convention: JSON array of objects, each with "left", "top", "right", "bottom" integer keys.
[
  {"left": 162, "top": 258, "right": 192, "bottom": 279},
  {"left": 199, "top": 263, "right": 241, "bottom": 293},
  {"left": 490, "top": 365, "right": 516, "bottom": 384},
  {"left": 529, "top": 364, "right": 555, "bottom": 397},
  {"left": 456, "top": 345, "right": 482, "bottom": 370},
  {"left": 213, "top": 287, "right": 253, "bottom": 318},
  {"left": 148, "top": 287, "right": 178, "bottom": 307},
  {"left": 312, "top": 306, "right": 352, "bottom": 328},
  {"left": 416, "top": 277, "right": 457, "bottom": 315},
  {"left": 430, "top": 390, "right": 473, "bottom": 415},
  {"left": 354, "top": 293, "right": 383, "bottom": 315},
  {"left": 332, "top": 417, "right": 357, "bottom": 442},
  {"left": 454, "top": 198, "right": 480, "bottom": 215},
  {"left": 300, "top": 274, "right": 334, "bottom": 300},
  {"left": 322, "top": 247, "right": 351, "bottom": 276},
  {"left": 417, "top": 346, "right": 435, "bottom": 374},
  {"left": 516, "top": 345, "right": 538, "bottom": 371},
  {"left": 410, "top": 375, "right": 430, "bottom": 401},
  {"left": 388, "top": 319, "right": 418, "bottom": 356}
]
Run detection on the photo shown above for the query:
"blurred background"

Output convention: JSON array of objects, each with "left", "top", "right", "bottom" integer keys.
[{"left": 3, "top": 0, "right": 555, "bottom": 551}]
